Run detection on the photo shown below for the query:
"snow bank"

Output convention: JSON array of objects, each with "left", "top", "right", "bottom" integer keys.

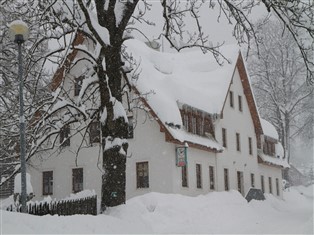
[{"left": 1, "top": 186, "right": 313, "bottom": 234}]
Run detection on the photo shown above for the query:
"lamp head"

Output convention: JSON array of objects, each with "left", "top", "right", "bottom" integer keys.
[{"left": 8, "top": 20, "right": 29, "bottom": 43}]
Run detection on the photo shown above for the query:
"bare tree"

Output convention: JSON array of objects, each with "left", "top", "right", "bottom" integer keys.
[
  {"left": 0, "top": 1, "right": 52, "bottom": 195},
  {"left": 248, "top": 19, "right": 313, "bottom": 164},
  {"left": 1, "top": 0, "right": 313, "bottom": 209}
]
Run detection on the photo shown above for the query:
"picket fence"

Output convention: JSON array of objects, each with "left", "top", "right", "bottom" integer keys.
[{"left": 7, "top": 195, "right": 97, "bottom": 216}]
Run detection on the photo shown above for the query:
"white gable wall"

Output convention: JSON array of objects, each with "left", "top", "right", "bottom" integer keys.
[{"left": 214, "top": 67, "right": 282, "bottom": 198}]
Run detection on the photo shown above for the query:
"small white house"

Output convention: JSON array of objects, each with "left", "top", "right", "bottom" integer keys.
[{"left": 28, "top": 35, "right": 288, "bottom": 210}]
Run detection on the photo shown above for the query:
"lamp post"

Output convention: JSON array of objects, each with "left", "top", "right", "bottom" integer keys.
[{"left": 9, "top": 20, "right": 29, "bottom": 213}]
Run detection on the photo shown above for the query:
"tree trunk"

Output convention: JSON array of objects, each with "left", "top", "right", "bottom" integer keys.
[{"left": 99, "top": 45, "right": 129, "bottom": 211}]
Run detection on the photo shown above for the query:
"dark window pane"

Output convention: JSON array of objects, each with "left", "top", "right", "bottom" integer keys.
[
  {"left": 136, "top": 162, "right": 149, "bottom": 188},
  {"left": 60, "top": 125, "right": 70, "bottom": 147},
  {"left": 238, "top": 95, "right": 242, "bottom": 112},
  {"left": 224, "top": 168, "right": 229, "bottom": 191},
  {"left": 209, "top": 166, "right": 215, "bottom": 190},
  {"left": 196, "top": 164, "right": 202, "bottom": 189},
  {"left": 222, "top": 128, "right": 227, "bottom": 148},
  {"left": 43, "top": 171, "right": 53, "bottom": 195},
  {"left": 182, "top": 165, "right": 188, "bottom": 187},
  {"left": 74, "top": 76, "right": 84, "bottom": 96},
  {"left": 90, "top": 122, "right": 100, "bottom": 144},
  {"left": 72, "top": 168, "right": 83, "bottom": 193},
  {"left": 230, "top": 91, "right": 234, "bottom": 108}
]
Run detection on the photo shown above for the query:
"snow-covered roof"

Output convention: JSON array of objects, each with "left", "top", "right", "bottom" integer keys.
[
  {"left": 260, "top": 119, "right": 279, "bottom": 140},
  {"left": 125, "top": 39, "right": 240, "bottom": 150},
  {"left": 259, "top": 153, "right": 290, "bottom": 168},
  {"left": 258, "top": 135, "right": 289, "bottom": 168}
]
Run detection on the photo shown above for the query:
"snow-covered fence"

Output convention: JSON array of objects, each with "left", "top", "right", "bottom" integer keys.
[{"left": 6, "top": 195, "right": 97, "bottom": 216}]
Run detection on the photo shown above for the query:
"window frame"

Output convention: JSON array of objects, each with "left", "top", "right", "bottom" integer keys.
[
  {"left": 127, "top": 116, "right": 134, "bottom": 139},
  {"left": 268, "top": 177, "right": 272, "bottom": 194},
  {"left": 229, "top": 91, "right": 234, "bottom": 108},
  {"left": 89, "top": 121, "right": 100, "bottom": 144},
  {"left": 276, "top": 178, "right": 280, "bottom": 196},
  {"left": 236, "top": 132, "right": 241, "bottom": 152},
  {"left": 60, "top": 125, "right": 70, "bottom": 147},
  {"left": 248, "top": 137, "right": 253, "bottom": 155},
  {"left": 238, "top": 95, "right": 243, "bottom": 112},
  {"left": 191, "top": 116, "right": 197, "bottom": 134},
  {"left": 261, "top": 175, "right": 265, "bottom": 193},
  {"left": 251, "top": 173, "right": 255, "bottom": 188},
  {"left": 224, "top": 168, "right": 229, "bottom": 191},
  {"left": 181, "top": 165, "right": 188, "bottom": 188},
  {"left": 209, "top": 166, "right": 215, "bottom": 190},
  {"left": 42, "top": 171, "right": 53, "bottom": 196},
  {"left": 222, "top": 128, "right": 227, "bottom": 148},
  {"left": 196, "top": 164, "right": 202, "bottom": 189},
  {"left": 237, "top": 171, "right": 244, "bottom": 195},
  {"left": 74, "top": 76, "right": 84, "bottom": 96},
  {"left": 136, "top": 162, "right": 149, "bottom": 188},
  {"left": 72, "top": 168, "right": 84, "bottom": 193}
]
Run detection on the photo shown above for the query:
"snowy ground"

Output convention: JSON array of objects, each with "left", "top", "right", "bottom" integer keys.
[{"left": 1, "top": 185, "right": 313, "bottom": 234}]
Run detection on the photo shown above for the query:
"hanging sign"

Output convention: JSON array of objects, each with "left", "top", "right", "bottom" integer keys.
[{"left": 176, "top": 147, "right": 187, "bottom": 167}]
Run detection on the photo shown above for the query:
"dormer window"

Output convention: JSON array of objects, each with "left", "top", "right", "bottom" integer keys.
[
  {"left": 263, "top": 137, "right": 276, "bottom": 156},
  {"left": 74, "top": 76, "right": 84, "bottom": 96},
  {"left": 180, "top": 107, "right": 213, "bottom": 137},
  {"left": 191, "top": 116, "right": 197, "bottom": 134}
]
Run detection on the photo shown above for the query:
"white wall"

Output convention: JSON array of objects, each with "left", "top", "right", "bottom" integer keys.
[
  {"left": 214, "top": 67, "right": 283, "bottom": 198},
  {"left": 28, "top": 51, "right": 283, "bottom": 207}
]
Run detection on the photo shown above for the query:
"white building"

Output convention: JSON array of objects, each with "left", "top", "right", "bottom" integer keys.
[{"left": 28, "top": 35, "right": 289, "bottom": 210}]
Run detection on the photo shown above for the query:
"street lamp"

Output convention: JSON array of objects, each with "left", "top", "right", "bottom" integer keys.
[{"left": 9, "top": 20, "right": 29, "bottom": 213}]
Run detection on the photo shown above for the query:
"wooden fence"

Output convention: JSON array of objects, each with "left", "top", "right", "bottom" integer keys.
[{"left": 7, "top": 195, "right": 97, "bottom": 216}]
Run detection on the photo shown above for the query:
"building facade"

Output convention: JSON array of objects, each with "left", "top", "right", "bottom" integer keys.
[{"left": 28, "top": 37, "right": 288, "bottom": 210}]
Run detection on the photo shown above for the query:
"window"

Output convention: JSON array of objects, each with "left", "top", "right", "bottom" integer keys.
[
  {"left": 181, "top": 107, "right": 213, "bottom": 137},
  {"left": 196, "top": 164, "right": 202, "bottom": 189},
  {"left": 199, "top": 117, "right": 204, "bottom": 136},
  {"left": 251, "top": 173, "right": 255, "bottom": 188},
  {"left": 268, "top": 177, "right": 272, "bottom": 194},
  {"left": 43, "top": 171, "right": 53, "bottom": 195},
  {"left": 89, "top": 122, "right": 100, "bottom": 144},
  {"left": 248, "top": 137, "right": 253, "bottom": 155},
  {"left": 192, "top": 116, "right": 197, "bottom": 134},
  {"left": 229, "top": 91, "right": 234, "bottom": 108},
  {"left": 72, "top": 168, "right": 83, "bottom": 193},
  {"left": 261, "top": 175, "right": 265, "bottom": 193},
  {"left": 276, "top": 178, "right": 280, "bottom": 196},
  {"left": 209, "top": 166, "right": 215, "bottom": 190},
  {"left": 183, "top": 113, "right": 189, "bottom": 132},
  {"left": 237, "top": 171, "right": 244, "bottom": 195},
  {"left": 224, "top": 168, "right": 229, "bottom": 191},
  {"left": 74, "top": 76, "right": 84, "bottom": 96},
  {"left": 263, "top": 139, "right": 276, "bottom": 156},
  {"left": 60, "top": 125, "right": 70, "bottom": 147},
  {"left": 236, "top": 133, "right": 241, "bottom": 151},
  {"left": 182, "top": 165, "right": 188, "bottom": 187},
  {"left": 136, "top": 162, "right": 149, "bottom": 188},
  {"left": 127, "top": 116, "right": 134, "bottom": 139},
  {"left": 238, "top": 95, "right": 243, "bottom": 112},
  {"left": 222, "top": 128, "right": 227, "bottom": 148}
]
